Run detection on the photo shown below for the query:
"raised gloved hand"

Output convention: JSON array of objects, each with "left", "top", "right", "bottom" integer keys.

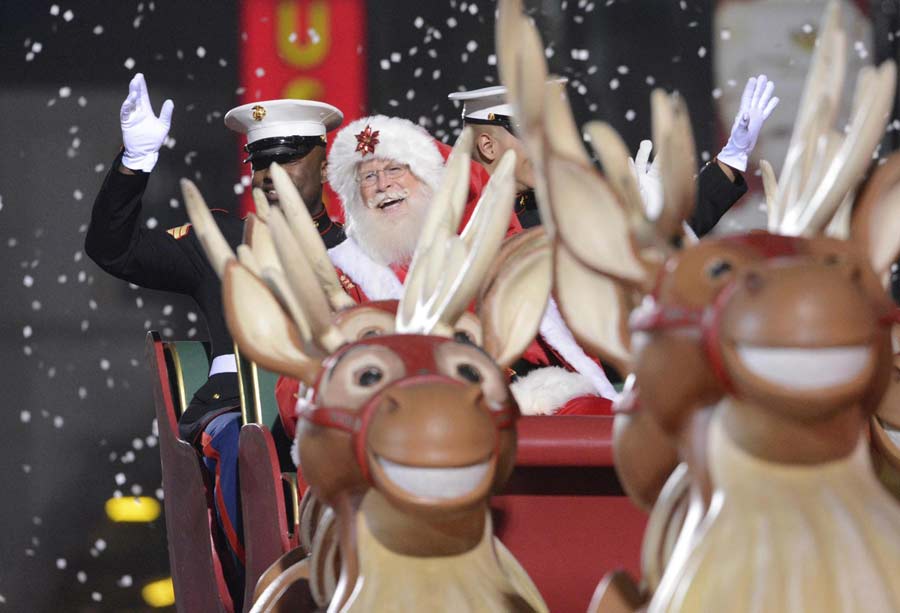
[
  {"left": 120, "top": 73, "right": 174, "bottom": 172},
  {"left": 716, "top": 74, "right": 779, "bottom": 173},
  {"left": 629, "top": 139, "right": 663, "bottom": 221}
]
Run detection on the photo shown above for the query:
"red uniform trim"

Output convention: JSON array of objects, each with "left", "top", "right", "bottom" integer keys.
[{"left": 201, "top": 433, "right": 246, "bottom": 563}]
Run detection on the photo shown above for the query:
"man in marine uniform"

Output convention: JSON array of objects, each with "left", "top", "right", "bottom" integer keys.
[
  {"left": 85, "top": 72, "right": 345, "bottom": 606},
  {"left": 449, "top": 74, "right": 778, "bottom": 235}
]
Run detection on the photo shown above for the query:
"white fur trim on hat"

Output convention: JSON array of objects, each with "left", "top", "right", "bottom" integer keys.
[{"left": 327, "top": 115, "right": 445, "bottom": 217}]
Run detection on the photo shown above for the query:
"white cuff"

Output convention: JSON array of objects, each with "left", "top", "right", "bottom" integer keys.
[
  {"left": 715, "top": 148, "right": 747, "bottom": 173},
  {"left": 209, "top": 354, "right": 237, "bottom": 377},
  {"left": 121, "top": 150, "right": 159, "bottom": 173}
]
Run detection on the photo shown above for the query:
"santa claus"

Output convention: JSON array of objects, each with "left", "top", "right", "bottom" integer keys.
[{"left": 275, "top": 115, "right": 617, "bottom": 434}]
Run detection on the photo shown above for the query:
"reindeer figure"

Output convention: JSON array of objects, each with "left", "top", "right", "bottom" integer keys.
[
  {"left": 499, "top": 1, "right": 900, "bottom": 611},
  {"left": 871, "top": 348, "right": 900, "bottom": 500},
  {"left": 182, "top": 132, "right": 552, "bottom": 613}
]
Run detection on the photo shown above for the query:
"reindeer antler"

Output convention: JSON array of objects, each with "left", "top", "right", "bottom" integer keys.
[
  {"left": 397, "top": 130, "right": 516, "bottom": 335},
  {"left": 251, "top": 187, "right": 272, "bottom": 222},
  {"left": 239, "top": 213, "right": 322, "bottom": 347},
  {"left": 769, "top": 0, "right": 897, "bottom": 237},
  {"left": 650, "top": 90, "right": 697, "bottom": 241},
  {"left": 583, "top": 121, "right": 647, "bottom": 225},
  {"left": 496, "top": 0, "right": 704, "bottom": 373},
  {"left": 266, "top": 207, "right": 346, "bottom": 353},
  {"left": 243, "top": 214, "right": 282, "bottom": 273},
  {"left": 268, "top": 163, "right": 357, "bottom": 312},
  {"left": 182, "top": 178, "right": 324, "bottom": 381},
  {"left": 496, "top": 0, "right": 560, "bottom": 236}
]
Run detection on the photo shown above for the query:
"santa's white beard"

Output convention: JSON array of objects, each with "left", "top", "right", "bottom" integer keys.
[{"left": 344, "top": 184, "right": 432, "bottom": 266}]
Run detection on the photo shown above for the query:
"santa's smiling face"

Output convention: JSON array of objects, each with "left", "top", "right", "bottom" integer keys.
[{"left": 346, "top": 157, "right": 432, "bottom": 266}]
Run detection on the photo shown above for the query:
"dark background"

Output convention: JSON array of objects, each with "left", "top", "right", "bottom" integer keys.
[{"left": 1, "top": 1, "right": 896, "bottom": 610}]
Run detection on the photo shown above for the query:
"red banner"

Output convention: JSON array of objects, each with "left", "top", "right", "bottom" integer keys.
[{"left": 238, "top": 0, "right": 368, "bottom": 217}]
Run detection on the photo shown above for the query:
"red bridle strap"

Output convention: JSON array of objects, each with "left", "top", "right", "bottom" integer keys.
[{"left": 299, "top": 374, "right": 517, "bottom": 485}]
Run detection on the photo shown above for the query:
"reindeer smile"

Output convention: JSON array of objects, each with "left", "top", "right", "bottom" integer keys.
[
  {"left": 734, "top": 344, "right": 872, "bottom": 391},
  {"left": 375, "top": 456, "right": 493, "bottom": 499},
  {"left": 367, "top": 448, "right": 498, "bottom": 509}
]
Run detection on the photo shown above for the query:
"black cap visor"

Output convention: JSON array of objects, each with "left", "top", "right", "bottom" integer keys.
[
  {"left": 462, "top": 114, "right": 520, "bottom": 137},
  {"left": 244, "top": 135, "right": 326, "bottom": 169}
]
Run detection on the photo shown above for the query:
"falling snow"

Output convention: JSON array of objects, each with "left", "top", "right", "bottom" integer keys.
[{"left": 5, "top": 2, "right": 895, "bottom": 610}]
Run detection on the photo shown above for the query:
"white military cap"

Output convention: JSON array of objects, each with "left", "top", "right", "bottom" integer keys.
[
  {"left": 448, "top": 78, "right": 568, "bottom": 132},
  {"left": 224, "top": 99, "right": 343, "bottom": 163}
]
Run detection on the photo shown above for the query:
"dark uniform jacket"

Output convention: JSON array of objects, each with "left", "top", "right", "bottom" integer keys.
[
  {"left": 514, "top": 160, "right": 748, "bottom": 238},
  {"left": 85, "top": 154, "right": 345, "bottom": 450}
]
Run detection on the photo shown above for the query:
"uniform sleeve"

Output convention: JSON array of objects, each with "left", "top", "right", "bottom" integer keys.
[
  {"left": 688, "top": 161, "right": 748, "bottom": 237},
  {"left": 85, "top": 156, "right": 201, "bottom": 293}
]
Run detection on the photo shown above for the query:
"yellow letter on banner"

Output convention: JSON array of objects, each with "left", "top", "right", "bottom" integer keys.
[
  {"left": 277, "top": 0, "right": 331, "bottom": 68},
  {"left": 283, "top": 77, "right": 325, "bottom": 101}
]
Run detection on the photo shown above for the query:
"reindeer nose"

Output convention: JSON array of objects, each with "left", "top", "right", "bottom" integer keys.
[
  {"left": 725, "top": 260, "right": 878, "bottom": 344},
  {"left": 743, "top": 270, "right": 765, "bottom": 295},
  {"left": 823, "top": 252, "right": 863, "bottom": 284},
  {"left": 367, "top": 382, "right": 495, "bottom": 467}
]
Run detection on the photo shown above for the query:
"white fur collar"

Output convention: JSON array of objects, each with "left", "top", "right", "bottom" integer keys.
[
  {"left": 327, "top": 237, "right": 404, "bottom": 300},
  {"left": 510, "top": 367, "right": 600, "bottom": 415},
  {"left": 539, "top": 298, "right": 618, "bottom": 400}
]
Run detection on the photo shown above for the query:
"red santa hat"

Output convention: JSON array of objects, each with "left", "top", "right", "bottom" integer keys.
[{"left": 327, "top": 115, "right": 447, "bottom": 216}]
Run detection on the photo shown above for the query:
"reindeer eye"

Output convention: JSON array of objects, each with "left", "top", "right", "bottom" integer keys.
[
  {"left": 357, "top": 367, "right": 383, "bottom": 387},
  {"left": 707, "top": 258, "right": 733, "bottom": 279},
  {"left": 359, "top": 327, "right": 381, "bottom": 339},
  {"left": 453, "top": 330, "right": 475, "bottom": 345},
  {"left": 457, "top": 363, "right": 482, "bottom": 383}
]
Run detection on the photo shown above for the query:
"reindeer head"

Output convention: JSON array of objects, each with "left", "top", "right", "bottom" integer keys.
[
  {"left": 182, "top": 130, "right": 551, "bottom": 517},
  {"left": 295, "top": 333, "right": 517, "bottom": 515},
  {"left": 497, "top": 0, "right": 900, "bottom": 494},
  {"left": 631, "top": 4, "right": 900, "bottom": 435}
]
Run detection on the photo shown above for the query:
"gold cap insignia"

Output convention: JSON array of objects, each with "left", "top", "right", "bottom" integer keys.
[
  {"left": 488, "top": 112, "right": 496, "bottom": 121},
  {"left": 251, "top": 105, "right": 266, "bottom": 121}
]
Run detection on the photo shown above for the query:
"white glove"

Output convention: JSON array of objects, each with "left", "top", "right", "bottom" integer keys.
[
  {"left": 716, "top": 74, "right": 779, "bottom": 173},
  {"left": 120, "top": 73, "right": 174, "bottom": 172},
  {"left": 629, "top": 139, "right": 663, "bottom": 221}
]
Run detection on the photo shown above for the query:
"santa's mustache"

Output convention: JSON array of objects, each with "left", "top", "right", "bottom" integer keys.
[{"left": 365, "top": 188, "right": 410, "bottom": 209}]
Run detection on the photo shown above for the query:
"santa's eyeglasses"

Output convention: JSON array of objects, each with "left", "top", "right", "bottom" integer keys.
[{"left": 356, "top": 164, "right": 409, "bottom": 187}]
